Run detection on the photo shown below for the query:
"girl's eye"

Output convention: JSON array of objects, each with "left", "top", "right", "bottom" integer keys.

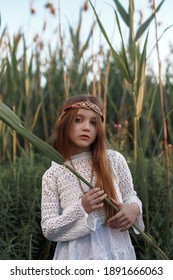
[
  {"left": 90, "top": 120, "right": 97, "bottom": 125},
  {"left": 75, "top": 117, "right": 82, "bottom": 123}
]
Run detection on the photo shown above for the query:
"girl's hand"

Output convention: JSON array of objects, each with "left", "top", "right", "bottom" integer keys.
[
  {"left": 81, "top": 187, "right": 107, "bottom": 214},
  {"left": 107, "top": 199, "right": 140, "bottom": 231}
]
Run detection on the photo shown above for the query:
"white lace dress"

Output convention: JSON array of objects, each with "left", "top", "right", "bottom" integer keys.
[{"left": 41, "top": 150, "right": 144, "bottom": 260}]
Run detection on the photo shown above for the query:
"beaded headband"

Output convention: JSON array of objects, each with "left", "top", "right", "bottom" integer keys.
[{"left": 59, "top": 101, "right": 104, "bottom": 122}]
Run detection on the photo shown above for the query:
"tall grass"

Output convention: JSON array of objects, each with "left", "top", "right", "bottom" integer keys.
[
  {"left": 151, "top": 0, "right": 172, "bottom": 217},
  {"left": 89, "top": 0, "right": 173, "bottom": 240},
  {"left": 0, "top": 155, "right": 51, "bottom": 259},
  {"left": 0, "top": 0, "right": 173, "bottom": 259}
]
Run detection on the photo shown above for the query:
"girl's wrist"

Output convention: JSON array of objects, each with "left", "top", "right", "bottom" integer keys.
[{"left": 130, "top": 203, "right": 140, "bottom": 215}]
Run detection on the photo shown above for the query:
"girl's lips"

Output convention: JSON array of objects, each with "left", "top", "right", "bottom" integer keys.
[{"left": 79, "top": 134, "right": 90, "bottom": 139}]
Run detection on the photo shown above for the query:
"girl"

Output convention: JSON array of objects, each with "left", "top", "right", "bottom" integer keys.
[{"left": 41, "top": 94, "right": 144, "bottom": 260}]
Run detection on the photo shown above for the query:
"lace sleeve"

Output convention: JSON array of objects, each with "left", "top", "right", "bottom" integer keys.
[
  {"left": 115, "top": 152, "right": 145, "bottom": 233},
  {"left": 41, "top": 170, "right": 97, "bottom": 242}
]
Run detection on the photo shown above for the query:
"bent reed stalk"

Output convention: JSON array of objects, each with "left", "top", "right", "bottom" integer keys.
[{"left": 0, "top": 101, "right": 169, "bottom": 260}]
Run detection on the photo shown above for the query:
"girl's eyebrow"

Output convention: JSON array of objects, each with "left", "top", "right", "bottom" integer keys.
[
  {"left": 76, "top": 114, "right": 83, "bottom": 118},
  {"left": 76, "top": 113, "right": 96, "bottom": 119}
]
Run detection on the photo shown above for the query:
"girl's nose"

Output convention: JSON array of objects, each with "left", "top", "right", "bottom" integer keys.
[{"left": 83, "top": 121, "right": 90, "bottom": 131}]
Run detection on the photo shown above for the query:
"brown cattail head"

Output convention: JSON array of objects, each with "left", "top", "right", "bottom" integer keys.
[{"left": 83, "top": 1, "right": 89, "bottom": 12}]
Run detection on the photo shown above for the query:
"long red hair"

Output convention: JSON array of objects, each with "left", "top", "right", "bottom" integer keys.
[{"left": 54, "top": 94, "right": 117, "bottom": 220}]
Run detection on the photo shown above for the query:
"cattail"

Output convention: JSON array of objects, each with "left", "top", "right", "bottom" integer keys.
[
  {"left": 45, "top": 2, "right": 56, "bottom": 15},
  {"left": 33, "top": 34, "right": 39, "bottom": 42},
  {"left": 38, "top": 41, "right": 44, "bottom": 50},
  {"left": 30, "top": 3, "right": 36, "bottom": 15},
  {"left": 83, "top": 1, "right": 89, "bottom": 11},
  {"left": 50, "top": 7, "right": 56, "bottom": 15},
  {"left": 45, "top": 2, "right": 53, "bottom": 9}
]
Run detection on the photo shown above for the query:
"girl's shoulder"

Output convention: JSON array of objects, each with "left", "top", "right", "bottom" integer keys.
[
  {"left": 107, "top": 150, "right": 131, "bottom": 173},
  {"left": 107, "top": 149, "right": 125, "bottom": 162},
  {"left": 107, "top": 149, "right": 129, "bottom": 171},
  {"left": 42, "top": 161, "right": 66, "bottom": 181}
]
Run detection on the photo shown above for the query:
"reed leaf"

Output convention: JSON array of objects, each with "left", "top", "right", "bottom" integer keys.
[
  {"left": 113, "top": 8, "right": 131, "bottom": 82},
  {"left": 31, "top": 102, "right": 42, "bottom": 131},
  {"left": 135, "top": 0, "right": 165, "bottom": 41},
  {"left": 0, "top": 26, "right": 7, "bottom": 47},
  {"left": 112, "top": 0, "right": 130, "bottom": 27},
  {"left": 0, "top": 101, "right": 65, "bottom": 165},
  {"left": 148, "top": 24, "right": 173, "bottom": 59},
  {"left": 0, "top": 100, "right": 169, "bottom": 259},
  {"left": 136, "top": 32, "right": 148, "bottom": 119},
  {"left": 89, "top": 0, "right": 132, "bottom": 83}
]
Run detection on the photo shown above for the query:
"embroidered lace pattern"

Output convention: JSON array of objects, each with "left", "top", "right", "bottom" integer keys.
[{"left": 41, "top": 150, "right": 145, "bottom": 260}]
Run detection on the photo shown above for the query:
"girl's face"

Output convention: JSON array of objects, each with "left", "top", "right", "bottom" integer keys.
[{"left": 69, "top": 108, "right": 98, "bottom": 155}]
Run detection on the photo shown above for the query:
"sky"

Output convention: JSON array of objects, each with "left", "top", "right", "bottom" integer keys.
[{"left": 0, "top": 0, "right": 173, "bottom": 75}]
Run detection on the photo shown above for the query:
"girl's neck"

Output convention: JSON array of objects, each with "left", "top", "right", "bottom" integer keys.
[{"left": 69, "top": 146, "right": 91, "bottom": 157}]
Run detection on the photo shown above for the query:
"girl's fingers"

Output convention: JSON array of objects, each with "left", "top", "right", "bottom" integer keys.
[
  {"left": 95, "top": 193, "right": 107, "bottom": 204},
  {"left": 87, "top": 188, "right": 106, "bottom": 201},
  {"left": 110, "top": 198, "right": 123, "bottom": 208},
  {"left": 107, "top": 215, "right": 125, "bottom": 227},
  {"left": 82, "top": 188, "right": 107, "bottom": 213}
]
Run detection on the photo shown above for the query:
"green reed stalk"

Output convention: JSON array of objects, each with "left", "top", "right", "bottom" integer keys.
[
  {"left": 0, "top": 100, "right": 169, "bottom": 259},
  {"left": 58, "top": 0, "right": 68, "bottom": 99},
  {"left": 103, "top": 51, "right": 111, "bottom": 128},
  {"left": 151, "top": 0, "right": 172, "bottom": 217}
]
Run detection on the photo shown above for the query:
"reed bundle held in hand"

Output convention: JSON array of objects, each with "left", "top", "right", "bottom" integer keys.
[{"left": 0, "top": 101, "right": 169, "bottom": 260}]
